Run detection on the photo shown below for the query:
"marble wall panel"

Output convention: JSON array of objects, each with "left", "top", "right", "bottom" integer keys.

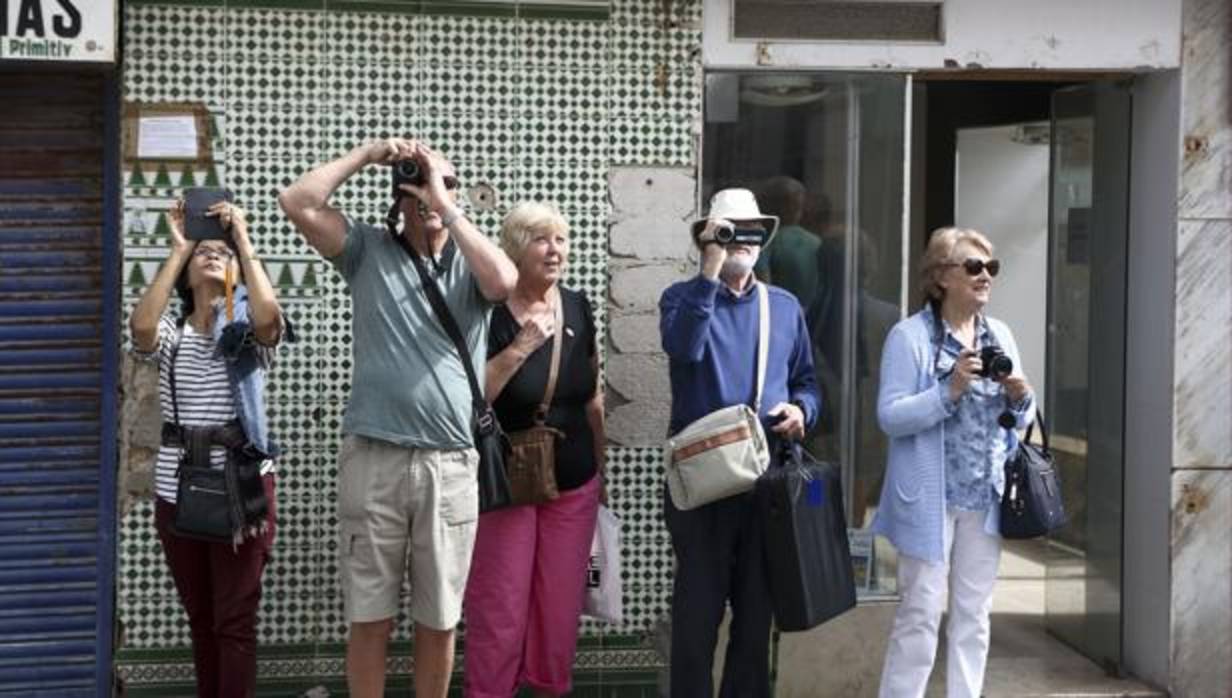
[
  {"left": 1172, "top": 220, "right": 1232, "bottom": 467},
  {"left": 1179, "top": 0, "right": 1232, "bottom": 219},
  {"left": 1171, "top": 469, "right": 1232, "bottom": 697}
]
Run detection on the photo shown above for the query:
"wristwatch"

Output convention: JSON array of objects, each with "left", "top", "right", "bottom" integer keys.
[{"left": 440, "top": 207, "right": 464, "bottom": 229}]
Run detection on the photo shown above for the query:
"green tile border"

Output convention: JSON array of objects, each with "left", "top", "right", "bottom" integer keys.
[
  {"left": 227, "top": 0, "right": 326, "bottom": 8},
  {"left": 123, "top": 0, "right": 611, "bottom": 20},
  {"left": 115, "top": 634, "right": 661, "bottom": 663},
  {"left": 119, "top": 672, "right": 658, "bottom": 697},
  {"left": 116, "top": 638, "right": 664, "bottom": 696},
  {"left": 330, "top": 0, "right": 515, "bottom": 16},
  {"left": 521, "top": 2, "right": 607, "bottom": 20},
  {"left": 124, "top": 677, "right": 657, "bottom": 698},
  {"left": 126, "top": 0, "right": 224, "bottom": 5}
]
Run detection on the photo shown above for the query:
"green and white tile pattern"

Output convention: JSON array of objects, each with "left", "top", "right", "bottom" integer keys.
[{"left": 118, "top": 0, "right": 701, "bottom": 691}]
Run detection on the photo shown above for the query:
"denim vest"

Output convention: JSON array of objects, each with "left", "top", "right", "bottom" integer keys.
[{"left": 210, "top": 286, "right": 279, "bottom": 457}]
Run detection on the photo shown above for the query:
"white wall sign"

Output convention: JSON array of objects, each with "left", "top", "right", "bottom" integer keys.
[
  {"left": 0, "top": 0, "right": 115, "bottom": 63},
  {"left": 136, "top": 115, "right": 200, "bottom": 160}
]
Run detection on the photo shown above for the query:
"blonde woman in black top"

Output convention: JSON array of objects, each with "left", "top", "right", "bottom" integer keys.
[{"left": 463, "top": 202, "right": 605, "bottom": 698}]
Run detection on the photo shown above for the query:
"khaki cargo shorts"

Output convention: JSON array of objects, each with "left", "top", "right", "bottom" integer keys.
[{"left": 336, "top": 434, "right": 479, "bottom": 630}]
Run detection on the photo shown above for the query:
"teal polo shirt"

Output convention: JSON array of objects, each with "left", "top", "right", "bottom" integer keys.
[{"left": 330, "top": 217, "right": 492, "bottom": 450}]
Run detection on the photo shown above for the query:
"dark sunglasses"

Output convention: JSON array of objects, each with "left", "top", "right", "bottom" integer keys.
[{"left": 949, "top": 258, "right": 1001, "bottom": 277}]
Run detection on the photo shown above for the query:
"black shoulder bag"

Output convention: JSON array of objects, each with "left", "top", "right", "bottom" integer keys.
[
  {"left": 166, "top": 324, "right": 271, "bottom": 543},
  {"left": 391, "top": 232, "right": 513, "bottom": 513},
  {"left": 167, "top": 326, "right": 237, "bottom": 542},
  {"left": 1000, "top": 409, "right": 1068, "bottom": 539}
]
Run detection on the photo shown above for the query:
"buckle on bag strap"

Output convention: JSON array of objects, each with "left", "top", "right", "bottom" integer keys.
[{"left": 475, "top": 406, "right": 497, "bottom": 436}]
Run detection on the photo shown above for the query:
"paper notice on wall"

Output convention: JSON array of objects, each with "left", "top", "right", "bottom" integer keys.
[{"left": 137, "top": 115, "right": 199, "bottom": 159}]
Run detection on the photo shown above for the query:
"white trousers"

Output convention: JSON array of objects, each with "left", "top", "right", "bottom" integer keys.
[{"left": 878, "top": 508, "right": 1002, "bottom": 698}]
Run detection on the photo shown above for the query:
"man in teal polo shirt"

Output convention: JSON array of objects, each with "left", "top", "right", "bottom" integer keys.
[{"left": 279, "top": 138, "right": 517, "bottom": 698}]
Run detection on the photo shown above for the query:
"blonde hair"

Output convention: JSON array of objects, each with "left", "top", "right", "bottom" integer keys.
[
  {"left": 499, "top": 202, "right": 569, "bottom": 265},
  {"left": 919, "top": 226, "right": 994, "bottom": 303}
]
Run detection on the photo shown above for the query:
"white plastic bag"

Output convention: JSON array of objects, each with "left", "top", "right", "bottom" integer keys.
[{"left": 583, "top": 504, "right": 623, "bottom": 624}]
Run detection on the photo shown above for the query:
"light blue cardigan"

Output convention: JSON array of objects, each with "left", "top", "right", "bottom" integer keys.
[{"left": 868, "top": 307, "right": 1035, "bottom": 564}]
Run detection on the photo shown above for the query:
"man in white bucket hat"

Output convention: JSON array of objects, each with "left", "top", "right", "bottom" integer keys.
[
  {"left": 688, "top": 187, "right": 780, "bottom": 282},
  {"left": 659, "top": 188, "right": 821, "bottom": 697}
]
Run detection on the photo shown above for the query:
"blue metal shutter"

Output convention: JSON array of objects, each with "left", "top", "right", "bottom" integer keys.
[{"left": 0, "top": 70, "right": 117, "bottom": 698}]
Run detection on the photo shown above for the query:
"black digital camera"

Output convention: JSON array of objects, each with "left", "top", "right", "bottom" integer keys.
[
  {"left": 710, "top": 223, "right": 768, "bottom": 246},
  {"left": 391, "top": 158, "right": 425, "bottom": 195},
  {"left": 978, "top": 345, "right": 1014, "bottom": 380}
]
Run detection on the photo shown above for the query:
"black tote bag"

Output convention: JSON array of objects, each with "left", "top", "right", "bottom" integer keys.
[
  {"left": 755, "top": 441, "right": 857, "bottom": 632},
  {"left": 1000, "top": 409, "right": 1067, "bottom": 539}
]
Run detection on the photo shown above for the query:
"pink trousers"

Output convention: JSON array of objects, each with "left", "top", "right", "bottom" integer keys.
[{"left": 463, "top": 474, "right": 601, "bottom": 697}]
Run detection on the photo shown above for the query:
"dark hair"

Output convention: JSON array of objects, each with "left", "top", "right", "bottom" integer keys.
[
  {"left": 801, "top": 192, "right": 835, "bottom": 232},
  {"left": 755, "top": 176, "right": 806, "bottom": 225},
  {"left": 174, "top": 239, "right": 241, "bottom": 320}
]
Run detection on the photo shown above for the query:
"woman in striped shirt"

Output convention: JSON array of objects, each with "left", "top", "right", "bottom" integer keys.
[{"left": 129, "top": 196, "right": 285, "bottom": 698}]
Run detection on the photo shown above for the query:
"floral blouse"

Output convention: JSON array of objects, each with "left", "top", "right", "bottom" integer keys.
[{"left": 935, "top": 314, "right": 1018, "bottom": 512}]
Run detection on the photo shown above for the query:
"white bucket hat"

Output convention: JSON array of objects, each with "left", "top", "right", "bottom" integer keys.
[{"left": 691, "top": 188, "right": 780, "bottom": 246}]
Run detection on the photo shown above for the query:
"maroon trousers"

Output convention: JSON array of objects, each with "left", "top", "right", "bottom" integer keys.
[{"left": 154, "top": 475, "right": 276, "bottom": 698}]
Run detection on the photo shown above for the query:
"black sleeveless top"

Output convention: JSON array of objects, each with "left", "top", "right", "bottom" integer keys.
[{"left": 487, "top": 286, "right": 599, "bottom": 491}]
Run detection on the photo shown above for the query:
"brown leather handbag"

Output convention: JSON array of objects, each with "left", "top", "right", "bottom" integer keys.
[{"left": 506, "top": 294, "right": 565, "bottom": 506}]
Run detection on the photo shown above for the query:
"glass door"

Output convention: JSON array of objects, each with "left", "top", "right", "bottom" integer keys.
[
  {"left": 1044, "top": 82, "right": 1132, "bottom": 671},
  {"left": 702, "top": 72, "right": 908, "bottom": 596}
]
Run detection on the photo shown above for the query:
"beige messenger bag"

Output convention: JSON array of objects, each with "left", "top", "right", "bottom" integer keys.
[{"left": 665, "top": 282, "right": 771, "bottom": 511}]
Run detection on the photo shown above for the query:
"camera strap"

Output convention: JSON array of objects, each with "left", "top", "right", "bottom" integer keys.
[
  {"left": 390, "top": 230, "right": 487, "bottom": 422},
  {"left": 931, "top": 308, "right": 1019, "bottom": 428},
  {"left": 169, "top": 322, "right": 185, "bottom": 427},
  {"left": 384, "top": 199, "right": 401, "bottom": 239},
  {"left": 929, "top": 306, "right": 995, "bottom": 376}
]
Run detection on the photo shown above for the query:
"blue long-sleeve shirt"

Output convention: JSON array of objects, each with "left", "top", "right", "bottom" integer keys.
[{"left": 659, "top": 275, "right": 821, "bottom": 437}]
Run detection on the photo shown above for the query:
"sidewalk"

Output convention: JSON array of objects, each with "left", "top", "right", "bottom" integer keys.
[
  {"left": 930, "top": 538, "right": 1161, "bottom": 697},
  {"left": 774, "top": 539, "right": 1164, "bottom": 697}
]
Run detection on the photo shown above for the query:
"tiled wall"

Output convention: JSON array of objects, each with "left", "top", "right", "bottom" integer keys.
[{"left": 116, "top": 0, "right": 701, "bottom": 693}]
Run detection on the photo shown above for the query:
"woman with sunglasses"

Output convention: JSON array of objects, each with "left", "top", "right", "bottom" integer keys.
[
  {"left": 129, "top": 196, "right": 285, "bottom": 698},
  {"left": 870, "top": 227, "right": 1034, "bottom": 698}
]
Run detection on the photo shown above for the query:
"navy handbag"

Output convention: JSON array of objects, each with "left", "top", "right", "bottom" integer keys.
[{"left": 1000, "top": 410, "right": 1068, "bottom": 539}]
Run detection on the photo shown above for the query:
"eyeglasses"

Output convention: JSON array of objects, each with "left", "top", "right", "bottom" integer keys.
[
  {"left": 947, "top": 258, "right": 1001, "bottom": 277},
  {"left": 194, "top": 245, "right": 235, "bottom": 261}
]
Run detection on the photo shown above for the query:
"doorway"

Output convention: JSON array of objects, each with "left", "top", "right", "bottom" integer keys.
[
  {"left": 701, "top": 71, "right": 1136, "bottom": 689},
  {"left": 703, "top": 71, "right": 909, "bottom": 599},
  {"left": 912, "top": 78, "right": 1131, "bottom": 675}
]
